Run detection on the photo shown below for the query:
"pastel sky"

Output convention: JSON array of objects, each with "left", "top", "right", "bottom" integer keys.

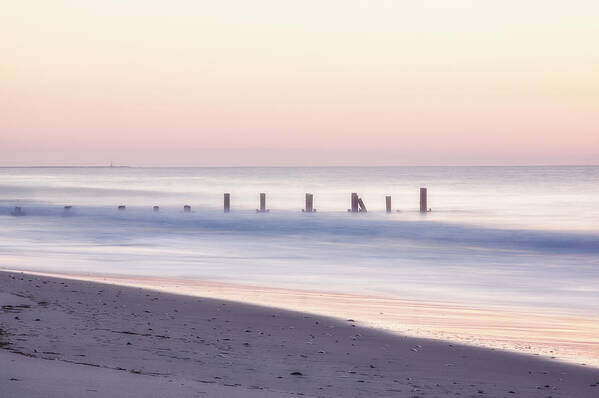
[{"left": 1, "top": 1, "right": 598, "bottom": 166}]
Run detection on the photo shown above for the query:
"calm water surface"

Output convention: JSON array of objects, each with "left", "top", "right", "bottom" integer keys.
[{"left": 1, "top": 166, "right": 598, "bottom": 315}]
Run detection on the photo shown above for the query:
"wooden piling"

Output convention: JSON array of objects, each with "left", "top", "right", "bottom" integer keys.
[
  {"left": 184, "top": 205, "right": 191, "bottom": 212},
  {"left": 304, "top": 193, "right": 314, "bottom": 212},
  {"left": 420, "top": 188, "right": 428, "bottom": 213},
  {"left": 350, "top": 193, "right": 359, "bottom": 213},
  {"left": 358, "top": 198, "right": 367, "bottom": 212},
  {"left": 257, "top": 193, "right": 268, "bottom": 213},
  {"left": 224, "top": 193, "right": 230, "bottom": 213},
  {"left": 385, "top": 196, "right": 391, "bottom": 213}
]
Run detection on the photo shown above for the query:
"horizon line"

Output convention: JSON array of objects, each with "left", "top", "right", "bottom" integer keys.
[{"left": 1, "top": 164, "right": 598, "bottom": 169}]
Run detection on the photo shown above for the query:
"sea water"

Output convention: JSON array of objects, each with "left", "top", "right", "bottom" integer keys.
[{"left": 1, "top": 166, "right": 598, "bottom": 315}]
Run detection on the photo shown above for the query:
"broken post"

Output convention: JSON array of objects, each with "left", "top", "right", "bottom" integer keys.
[
  {"left": 224, "top": 193, "right": 230, "bottom": 213},
  {"left": 420, "top": 188, "right": 428, "bottom": 213},
  {"left": 358, "top": 198, "right": 367, "bottom": 212},
  {"left": 385, "top": 196, "right": 392, "bottom": 213}
]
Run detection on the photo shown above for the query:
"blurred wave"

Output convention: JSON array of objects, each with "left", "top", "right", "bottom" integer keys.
[
  {"left": 2, "top": 167, "right": 599, "bottom": 315},
  {"left": 2, "top": 204, "right": 598, "bottom": 254}
]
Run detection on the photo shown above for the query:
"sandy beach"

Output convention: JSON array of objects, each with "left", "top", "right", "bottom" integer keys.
[
  {"left": 8, "top": 269, "right": 599, "bottom": 368},
  {"left": 1, "top": 270, "right": 598, "bottom": 397}
]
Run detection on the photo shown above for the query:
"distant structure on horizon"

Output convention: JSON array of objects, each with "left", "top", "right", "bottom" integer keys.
[{"left": 108, "top": 161, "right": 130, "bottom": 168}]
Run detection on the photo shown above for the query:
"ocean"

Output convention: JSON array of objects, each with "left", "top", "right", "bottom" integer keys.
[{"left": 1, "top": 166, "right": 598, "bottom": 315}]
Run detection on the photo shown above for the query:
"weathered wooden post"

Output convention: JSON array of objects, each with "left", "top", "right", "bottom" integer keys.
[
  {"left": 118, "top": 205, "right": 126, "bottom": 211},
  {"left": 304, "top": 193, "right": 314, "bottom": 212},
  {"left": 153, "top": 205, "right": 159, "bottom": 212},
  {"left": 184, "top": 205, "right": 191, "bottom": 212},
  {"left": 385, "top": 196, "right": 392, "bottom": 213},
  {"left": 358, "top": 198, "right": 367, "bottom": 212},
  {"left": 257, "top": 193, "right": 269, "bottom": 213},
  {"left": 224, "top": 193, "right": 230, "bottom": 213},
  {"left": 350, "top": 193, "right": 359, "bottom": 212},
  {"left": 420, "top": 188, "right": 428, "bottom": 213}
]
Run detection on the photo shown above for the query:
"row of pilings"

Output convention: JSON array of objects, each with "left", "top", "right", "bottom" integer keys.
[{"left": 8, "top": 188, "right": 432, "bottom": 216}]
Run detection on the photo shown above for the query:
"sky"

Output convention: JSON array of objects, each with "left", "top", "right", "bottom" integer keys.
[{"left": 1, "top": 1, "right": 598, "bottom": 166}]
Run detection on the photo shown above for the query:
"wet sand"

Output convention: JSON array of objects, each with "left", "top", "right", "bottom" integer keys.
[
  {"left": 10, "top": 269, "right": 599, "bottom": 368},
  {"left": 1, "top": 270, "right": 598, "bottom": 397}
]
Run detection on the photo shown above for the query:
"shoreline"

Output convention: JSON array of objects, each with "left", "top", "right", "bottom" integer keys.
[
  {"left": 4, "top": 268, "right": 599, "bottom": 369},
  {"left": 1, "top": 270, "right": 598, "bottom": 397}
]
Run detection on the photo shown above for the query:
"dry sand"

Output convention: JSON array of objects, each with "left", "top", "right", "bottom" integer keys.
[{"left": 1, "top": 270, "right": 598, "bottom": 397}]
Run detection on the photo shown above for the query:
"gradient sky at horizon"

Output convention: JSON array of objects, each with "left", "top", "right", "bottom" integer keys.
[{"left": 1, "top": 1, "right": 598, "bottom": 166}]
